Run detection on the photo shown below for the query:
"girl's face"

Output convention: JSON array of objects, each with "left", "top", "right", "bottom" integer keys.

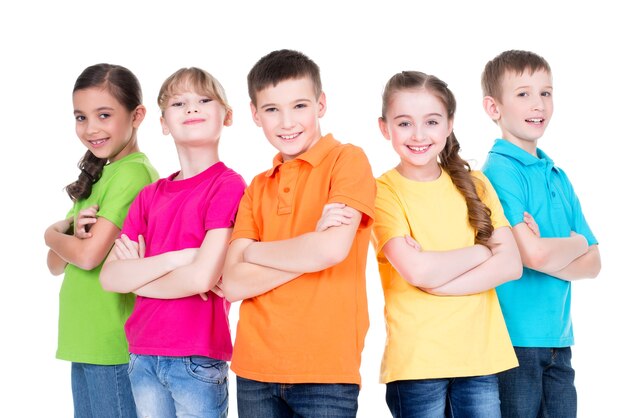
[
  {"left": 379, "top": 89, "right": 453, "bottom": 181},
  {"left": 160, "top": 90, "right": 230, "bottom": 146},
  {"left": 73, "top": 87, "right": 142, "bottom": 162}
]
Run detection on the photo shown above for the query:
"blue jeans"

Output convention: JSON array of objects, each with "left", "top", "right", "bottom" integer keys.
[
  {"left": 236, "top": 376, "right": 359, "bottom": 418},
  {"left": 386, "top": 375, "right": 501, "bottom": 418},
  {"left": 128, "top": 354, "right": 228, "bottom": 418},
  {"left": 498, "top": 347, "right": 576, "bottom": 418},
  {"left": 71, "top": 362, "right": 137, "bottom": 418}
]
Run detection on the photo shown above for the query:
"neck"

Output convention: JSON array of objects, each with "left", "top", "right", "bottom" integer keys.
[{"left": 174, "top": 143, "right": 220, "bottom": 180}]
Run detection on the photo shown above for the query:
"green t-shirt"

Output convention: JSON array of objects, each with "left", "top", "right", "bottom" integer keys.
[{"left": 56, "top": 152, "right": 158, "bottom": 365}]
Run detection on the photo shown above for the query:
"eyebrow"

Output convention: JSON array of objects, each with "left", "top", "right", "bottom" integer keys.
[
  {"left": 393, "top": 112, "right": 443, "bottom": 120},
  {"left": 260, "top": 98, "right": 312, "bottom": 110},
  {"left": 73, "top": 106, "right": 116, "bottom": 115}
]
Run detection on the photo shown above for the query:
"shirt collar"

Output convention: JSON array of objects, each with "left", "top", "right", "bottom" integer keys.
[
  {"left": 265, "top": 134, "right": 339, "bottom": 177},
  {"left": 490, "top": 138, "right": 554, "bottom": 167}
]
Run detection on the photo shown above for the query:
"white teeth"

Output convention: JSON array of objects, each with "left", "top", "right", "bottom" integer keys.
[
  {"left": 90, "top": 139, "right": 106, "bottom": 145},
  {"left": 280, "top": 133, "right": 299, "bottom": 140},
  {"left": 407, "top": 145, "right": 429, "bottom": 152},
  {"left": 527, "top": 118, "right": 542, "bottom": 123}
]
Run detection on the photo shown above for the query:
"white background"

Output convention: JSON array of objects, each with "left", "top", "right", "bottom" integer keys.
[{"left": 1, "top": 1, "right": 622, "bottom": 416}]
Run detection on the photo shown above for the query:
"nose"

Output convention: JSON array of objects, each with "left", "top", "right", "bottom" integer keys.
[
  {"left": 281, "top": 110, "right": 295, "bottom": 129},
  {"left": 411, "top": 125, "right": 426, "bottom": 142},
  {"left": 85, "top": 118, "right": 100, "bottom": 135},
  {"left": 531, "top": 95, "right": 545, "bottom": 112},
  {"left": 186, "top": 103, "right": 199, "bottom": 113}
]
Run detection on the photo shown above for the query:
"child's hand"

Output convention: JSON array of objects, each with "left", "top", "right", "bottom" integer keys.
[
  {"left": 404, "top": 235, "right": 422, "bottom": 251},
  {"left": 50, "top": 218, "right": 73, "bottom": 234},
  {"left": 523, "top": 212, "right": 540, "bottom": 237},
  {"left": 316, "top": 203, "right": 354, "bottom": 232},
  {"left": 75, "top": 205, "right": 99, "bottom": 239},
  {"left": 199, "top": 279, "right": 224, "bottom": 301},
  {"left": 113, "top": 234, "right": 144, "bottom": 260}
]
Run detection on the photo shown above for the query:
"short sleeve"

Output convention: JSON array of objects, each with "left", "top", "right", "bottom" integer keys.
[
  {"left": 483, "top": 157, "right": 526, "bottom": 227},
  {"left": 371, "top": 180, "right": 411, "bottom": 258},
  {"left": 120, "top": 185, "right": 152, "bottom": 242},
  {"left": 204, "top": 174, "right": 246, "bottom": 231},
  {"left": 328, "top": 146, "right": 377, "bottom": 227},
  {"left": 231, "top": 182, "right": 259, "bottom": 242},
  {"left": 98, "top": 163, "right": 156, "bottom": 229}
]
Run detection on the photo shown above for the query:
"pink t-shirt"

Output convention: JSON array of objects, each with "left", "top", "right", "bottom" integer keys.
[{"left": 122, "top": 162, "right": 245, "bottom": 360}]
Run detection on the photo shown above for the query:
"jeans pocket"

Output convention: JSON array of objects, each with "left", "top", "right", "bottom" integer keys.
[{"left": 184, "top": 356, "right": 228, "bottom": 384}]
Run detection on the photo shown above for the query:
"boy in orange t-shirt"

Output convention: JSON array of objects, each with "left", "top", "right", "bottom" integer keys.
[{"left": 222, "top": 49, "right": 376, "bottom": 418}]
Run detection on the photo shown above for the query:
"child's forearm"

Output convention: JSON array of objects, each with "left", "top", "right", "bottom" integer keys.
[
  {"left": 550, "top": 245, "right": 601, "bottom": 281},
  {"left": 47, "top": 249, "right": 67, "bottom": 276},
  {"left": 244, "top": 210, "right": 362, "bottom": 273},
  {"left": 424, "top": 228, "right": 523, "bottom": 296},
  {"left": 384, "top": 237, "right": 492, "bottom": 288}
]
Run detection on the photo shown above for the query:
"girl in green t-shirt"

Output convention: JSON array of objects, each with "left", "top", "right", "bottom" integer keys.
[{"left": 44, "top": 63, "right": 158, "bottom": 418}]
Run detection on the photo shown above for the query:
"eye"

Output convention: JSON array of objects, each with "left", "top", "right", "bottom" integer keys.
[
  {"left": 541, "top": 91, "right": 552, "bottom": 97},
  {"left": 264, "top": 107, "right": 278, "bottom": 113},
  {"left": 200, "top": 98, "right": 213, "bottom": 104},
  {"left": 171, "top": 101, "right": 183, "bottom": 107},
  {"left": 294, "top": 103, "right": 307, "bottom": 109},
  {"left": 426, "top": 120, "right": 439, "bottom": 126},
  {"left": 517, "top": 92, "right": 529, "bottom": 97},
  {"left": 75, "top": 115, "right": 85, "bottom": 122},
  {"left": 98, "top": 113, "right": 111, "bottom": 120},
  {"left": 398, "top": 121, "right": 411, "bottom": 127}
]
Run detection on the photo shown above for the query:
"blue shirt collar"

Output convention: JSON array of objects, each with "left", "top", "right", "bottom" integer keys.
[{"left": 490, "top": 138, "right": 555, "bottom": 168}]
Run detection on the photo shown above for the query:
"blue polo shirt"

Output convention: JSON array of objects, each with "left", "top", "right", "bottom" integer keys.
[{"left": 483, "top": 139, "right": 597, "bottom": 347}]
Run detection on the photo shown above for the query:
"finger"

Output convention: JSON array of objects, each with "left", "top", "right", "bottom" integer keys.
[
  {"left": 138, "top": 235, "right": 146, "bottom": 258},
  {"left": 199, "top": 293, "right": 209, "bottom": 301},
  {"left": 211, "top": 287, "right": 224, "bottom": 298},
  {"left": 321, "top": 202, "right": 346, "bottom": 216}
]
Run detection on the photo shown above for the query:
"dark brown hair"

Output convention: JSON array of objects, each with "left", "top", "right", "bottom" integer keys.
[
  {"left": 65, "top": 64, "right": 143, "bottom": 201},
  {"left": 481, "top": 50, "right": 551, "bottom": 101},
  {"left": 382, "top": 71, "right": 494, "bottom": 245},
  {"left": 247, "top": 49, "right": 322, "bottom": 106}
]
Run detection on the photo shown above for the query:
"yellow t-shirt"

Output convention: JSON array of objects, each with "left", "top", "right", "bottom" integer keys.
[{"left": 371, "top": 168, "right": 517, "bottom": 383}]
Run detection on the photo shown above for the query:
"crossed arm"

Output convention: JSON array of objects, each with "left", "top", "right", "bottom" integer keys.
[
  {"left": 45, "top": 205, "right": 119, "bottom": 274},
  {"left": 221, "top": 203, "right": 362, "bottom": 302},
  {"left": 514, "top": 212, "right": 601, "bottom": 281},
  {"left": 383, "top": 226, "right": 522, "bottom": 296},
  {"left": 100, "top": 228, "right": 230, "bottom": 299}
]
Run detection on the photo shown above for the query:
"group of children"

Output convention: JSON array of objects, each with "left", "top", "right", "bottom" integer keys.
[{"left": 44, "top": 49, "right": 601, "bottom": 418}]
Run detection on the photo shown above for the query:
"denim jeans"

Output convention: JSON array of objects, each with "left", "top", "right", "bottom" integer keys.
[
  {"left": 498, "top": 347, "right": 576, "bottom": 418},
  {"left": 236, "top": 376, "right": 359, "bottom": 418},
  {"left": 128, "top": 354, "right": 228, "bottom": 418},
  {"left": 71, "top": 362, "right": 137, "bottom": 418},
  {"left": 386, "top": 375, "right": 501, "bottom": 418}
]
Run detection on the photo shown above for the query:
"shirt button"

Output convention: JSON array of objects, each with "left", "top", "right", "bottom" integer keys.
[
  {"left": 284, "top": 187, "right": 290, "bottom": 193},
  {"left": 552, "top": 191, "right": 556, "bottom": 197}
]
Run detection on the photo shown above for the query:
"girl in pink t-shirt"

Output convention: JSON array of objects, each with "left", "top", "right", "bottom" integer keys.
[{"left": 100, "top": 67, "right": 245, "bottom": 418}]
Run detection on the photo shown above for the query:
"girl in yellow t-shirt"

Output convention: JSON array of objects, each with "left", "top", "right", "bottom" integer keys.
[{"left": 370, "top": 71, "right": 522, "bottom": 417}]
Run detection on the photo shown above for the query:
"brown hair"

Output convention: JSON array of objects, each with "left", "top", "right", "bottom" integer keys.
[
  {"left": 247, "top": 49, "right": 322, "bottom": 106},
  {"left": 382, "top": 71, "right": 494, "bottom": 245},
  {"left": 66, "top": 63, "right": 143, "bottom": 202},
  {"left": 481, "top": 50, "right": 551, "bottom": 101},
  {"left": 157, "top": 67, "right": 231, "bottom": 115}
]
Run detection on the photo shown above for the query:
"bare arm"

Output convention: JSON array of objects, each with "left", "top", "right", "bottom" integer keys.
[
  {"left": 133, "top": 228, "right": 233, "bottom": 299},
  {"left": 44, "top": 215, "right": 120, "bottom": 271},
  {"left": 424, "top": 227, "right": 523, "bottom": 295},
  {"left": 382, "top": 235, "right": 492, "bottom": 289},
  {"left": 243, "top": 207, "right": 362, "bottom": 273},
  {"left": 100, "top": 234, "right": 196, "bottom": 293},
  {"left": 221, "top": 238, "right": 301, "bottom": 302}
]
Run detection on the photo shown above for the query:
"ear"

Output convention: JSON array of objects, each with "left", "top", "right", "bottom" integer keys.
[
  {"left": 250, "top": 102, "right": 262, "bottom": 127},
  {"left": 132, "top": 105, "right": 147, "bottom": 128},
  {"left": 160, "top": 115, "right": 170, "bottom": 136},
  {"left": 483, "top": 96, "right": 501, "bottom": 122},
  {"left": 224, "top": 109, "right": 233, "bottom": 127},
  {"left": 447, "top": 117, "right": 454, "bottom": 137},
  {"left": 378, "top": 117, "right": 391, "bottom": 140},
  {"left": 317, "top": 91, "right": 327, "bottom": 118}
]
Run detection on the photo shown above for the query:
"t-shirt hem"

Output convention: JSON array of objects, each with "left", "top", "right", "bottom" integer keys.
[
  {"left": 56, "top": 350, "right": 130, "bottom": 365},
  {"left": 232, "top": 366, "right": 360, "bottom": 385},
  {"left": 380, "top": 362, "right": 519, "bottom": 384},
  {"left": 510, "top": 338, "right": 574, "bottom": 348},
  {"left": 129, "top": 346, "right": 232, "bottom": 361}
]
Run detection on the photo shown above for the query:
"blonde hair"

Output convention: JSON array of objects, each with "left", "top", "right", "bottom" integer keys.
[{"left": 158, "top": 67, "right": 231, "bottom": 114}]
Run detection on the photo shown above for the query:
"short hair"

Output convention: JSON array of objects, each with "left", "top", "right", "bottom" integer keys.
[
  {"left": 158, "top": 67, "right": 231, "bottom": 114},
  {"left": 247, "top": 49, "right": 322, "bottom": 106},
  {"left": 481, "top": 50, "right": 551, "bottom": 100}
]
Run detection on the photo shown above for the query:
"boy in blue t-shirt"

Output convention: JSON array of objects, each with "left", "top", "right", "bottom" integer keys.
[{"left": 481, "top": 50, "right": 601, "bottom": 418}]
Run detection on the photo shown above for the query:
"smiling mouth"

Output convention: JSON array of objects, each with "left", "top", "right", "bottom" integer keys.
[
  {"left": 279, "top": 133, "right": 300, "bottom": 141},
  {"left": 89, "top": 139, "right": 107, "bottom": 146},
  {"left": 525, "top": 118, "right": 544, "bottom": 124},
  {"left": 407, "top": 144, "right": 430, "bottom": 153},
  {"left": 184, "top": 118, "right": 205, "bottom": 125}
]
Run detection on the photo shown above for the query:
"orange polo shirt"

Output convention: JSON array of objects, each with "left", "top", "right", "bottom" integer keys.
[{"left": 230, "top": 134, "right": 376, "bottom": 385}]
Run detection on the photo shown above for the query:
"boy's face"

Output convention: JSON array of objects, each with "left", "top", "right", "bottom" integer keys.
[
  {"left": 251, "top": 77, "right": 326, "bottom": 161},
  {"left": 487, "top": 69, "right": 553, "bottom": 152}
]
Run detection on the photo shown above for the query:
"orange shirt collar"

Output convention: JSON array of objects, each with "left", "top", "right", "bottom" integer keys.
[{"left": 265, "top": 134, "right": 338, "bottom": 177}]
